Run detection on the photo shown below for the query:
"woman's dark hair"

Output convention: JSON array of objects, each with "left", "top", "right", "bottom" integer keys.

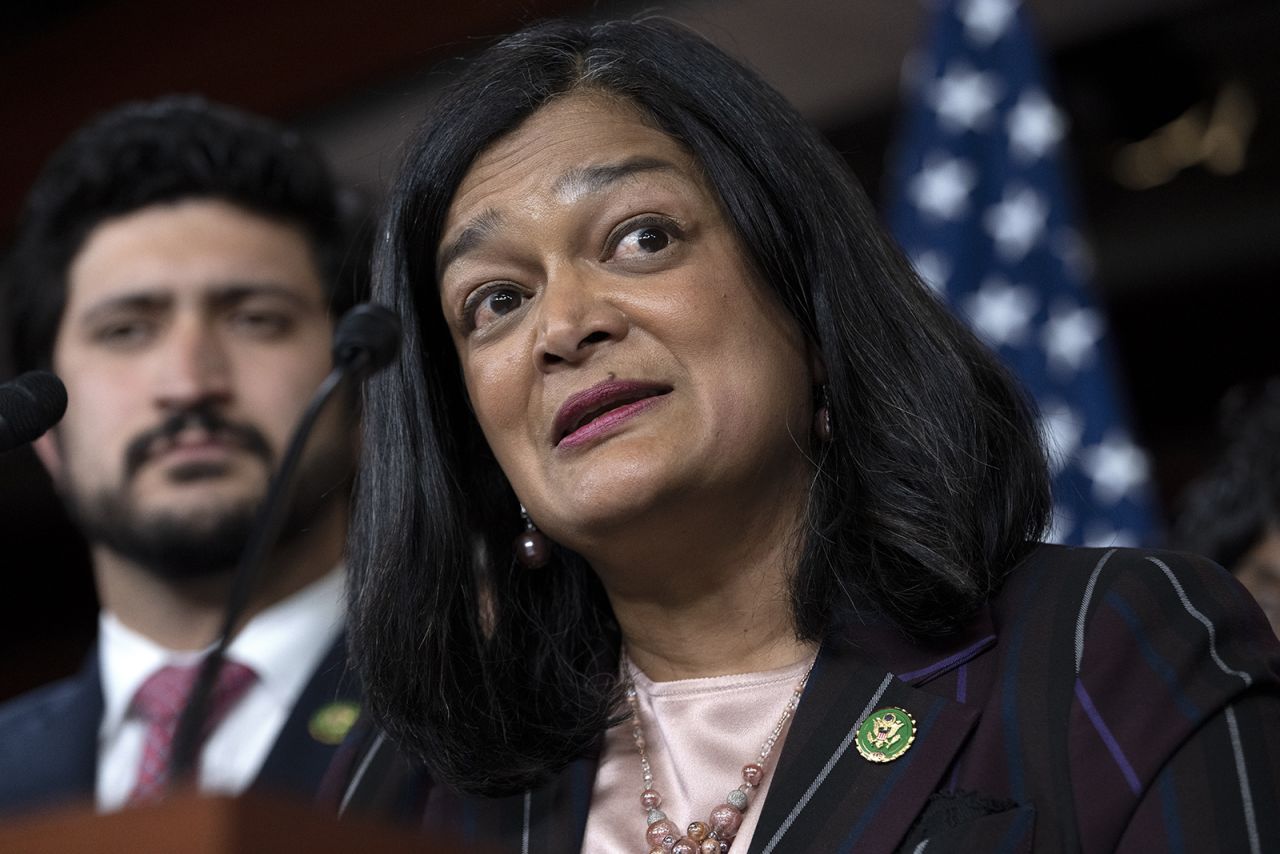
[
  {"left": 2, "top": 95, "right": 365, "bottom": 375},
  {"left": 1174, "top": 380, "right": 1280, "bottom": 569},
  {"left": 351, "top": 17, "right": 1050, "bottom": 795}
]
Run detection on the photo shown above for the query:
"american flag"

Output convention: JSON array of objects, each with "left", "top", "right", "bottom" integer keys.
[{"left": 887, "top": 0, "right": 1158, "bottom": 546}]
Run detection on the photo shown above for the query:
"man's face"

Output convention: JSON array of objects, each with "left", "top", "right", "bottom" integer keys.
[{"left": 38, "top": 198, "right": 348, "bottom": 578}]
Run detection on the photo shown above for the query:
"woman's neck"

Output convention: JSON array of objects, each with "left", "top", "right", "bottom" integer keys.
[
  {"left": 621, "top": 603, "right": 817, "bottom": 683},
  {"left": 590, "top": 482, "right": 819, "bottom": 682}
]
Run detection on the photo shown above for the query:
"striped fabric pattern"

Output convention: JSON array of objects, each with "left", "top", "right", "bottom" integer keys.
[{"left": 334, "top": 545, "right": 1280, "bottom": 853}]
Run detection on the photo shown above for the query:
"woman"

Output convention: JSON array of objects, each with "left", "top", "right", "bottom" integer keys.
[{"left": 339, "top": 18, "right": 1280, "bottom": 853}]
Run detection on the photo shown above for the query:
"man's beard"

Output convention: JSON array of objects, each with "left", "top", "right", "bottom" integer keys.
[
  {"left": 63, "top": 406, "right": 353, "bottom": 582},
  {"left": 72, "top": 492, "right": 258, "bottom": 581}
]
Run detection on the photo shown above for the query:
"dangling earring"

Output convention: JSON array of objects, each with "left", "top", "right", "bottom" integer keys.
[
  {"left": 513, "top": 503, "right": 550, "bottom": 569},
  {"left": 813, "top": 385, "right": 833, "bottom": 443}
]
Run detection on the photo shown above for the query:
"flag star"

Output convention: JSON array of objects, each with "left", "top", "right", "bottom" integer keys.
[
  {"left": 1008, "top": 89, "right": 1065, "bottom": 162},
  {"left": 908, "top": 155, "right": 977, "bottom": 220},
  {"left": 931, "top": 63, "right": 1003, "bottom": 132},
  {"left": 1040, "top": 402, "right": 1083, "bottom": 475},
  {"left": 964, "top": 276, "right": 1039, "bottom": 346},
  {"left": 1080, "top": 434, "right": 1150, "bottom": 505},
  {"left": 984, "top": 185, "right": 1048, "bottom": 261},
  {"left": 1043, "top": 304, "right": 1103, "bottom": 375},
  {"left": 959, "top": 0, "right": 1018, "bottom": 46}
]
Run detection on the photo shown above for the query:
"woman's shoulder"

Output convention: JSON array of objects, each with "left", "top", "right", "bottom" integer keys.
[
  {"left": 995, "top": 541, "right": 1278, "bottom": 700},
  {"left": 1006, "top": 540, "right": 1228, "bottom": 582},
  {"left": 988, "top": 546, "right": 1280, "bottom": 851},
  {"left": 1000, "top": 542, "right": 1255, "bottom": 622}
]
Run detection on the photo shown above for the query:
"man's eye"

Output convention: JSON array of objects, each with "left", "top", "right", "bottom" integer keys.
[
  {"left": 231, "top": 311, "right": 291, "bottom": 336},
  {"left": 93, "top": 320, "right": 153, "bottom": 347}
]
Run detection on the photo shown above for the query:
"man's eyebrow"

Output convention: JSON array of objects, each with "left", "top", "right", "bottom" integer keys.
[
  {"left": 77, "top": 291, "right": 171, "bottom": 324},
  {"left": 204, "top": 282, "right": 315, "bottom": 309},
  {"left": 77, "top": 283, "right": 314, "bottom": 323}
]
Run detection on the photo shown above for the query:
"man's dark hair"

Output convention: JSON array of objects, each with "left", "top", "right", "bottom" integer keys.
[
  {"left": 349, "top": 17, "right": 1051, "bottom": 795},
  {"left": 1175, "top": 381, "right": 1280, "bottom": 570},
  {"left": 2, "top": 95, "right": 364, "bottom": 374}
]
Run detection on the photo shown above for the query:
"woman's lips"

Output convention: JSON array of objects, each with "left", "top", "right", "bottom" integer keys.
[{"left": 553, "top": 380, "right": 672, "bottom": 449}]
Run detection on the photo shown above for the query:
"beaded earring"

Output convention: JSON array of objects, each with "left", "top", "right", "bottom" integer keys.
[
  {"left": 513, "top": 503, "right": 550, "bottom": 569},
  {"left": 813, "top": 385, "right": 833, "bottom": 443}
]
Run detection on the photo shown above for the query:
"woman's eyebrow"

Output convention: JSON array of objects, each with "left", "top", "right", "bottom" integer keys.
[
  {"left": 438, "top": 157, "right": 679, "bottom": 278},
  {"left": 551, "top": 156, "right": 678, "bottom": 199},
  {"left": 438, "top": 208, "right": 505, "bottom": 277}
]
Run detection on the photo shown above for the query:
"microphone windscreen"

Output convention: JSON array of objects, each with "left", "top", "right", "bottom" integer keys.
[
  {"left": 332, "top": 303, "right": 402, "bottom": 376},
  {"left": 0, "top": 371, "right": 68, "bottom": 452}
]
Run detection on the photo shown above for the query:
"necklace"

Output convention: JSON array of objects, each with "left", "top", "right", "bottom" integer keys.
[{"left": 622, "top": 651, "right": 816, "bottom": 854}]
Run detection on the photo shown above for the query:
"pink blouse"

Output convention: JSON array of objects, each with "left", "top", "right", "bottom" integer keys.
[{"left": 582, "top": 655, "right": 814, "bottom": 853}]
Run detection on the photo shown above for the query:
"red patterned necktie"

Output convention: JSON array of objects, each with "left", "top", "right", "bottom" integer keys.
[{"left": 126, "top": 659, "right": 257, "bottom": 805}]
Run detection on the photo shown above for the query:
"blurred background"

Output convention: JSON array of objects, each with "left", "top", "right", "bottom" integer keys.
[{"left": 1, "top": 0, "right": 1277, "bottom": 698}]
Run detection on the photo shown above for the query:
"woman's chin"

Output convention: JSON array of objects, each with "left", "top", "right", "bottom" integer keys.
[{"left": 538, "top": 474, "right": 687, "bottom": 553}]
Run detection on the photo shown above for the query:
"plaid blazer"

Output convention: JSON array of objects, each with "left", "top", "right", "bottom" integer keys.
[{"left": 334, "top": 545, "right": 1280, "bottom": 853}]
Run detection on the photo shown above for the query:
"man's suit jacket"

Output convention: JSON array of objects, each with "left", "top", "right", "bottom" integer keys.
[
  {"left": 334, "top": 545, "right": 1280, "bottom": 853},
  {"left": 0, "top": 634, "right": 360, "bottom": 817}
]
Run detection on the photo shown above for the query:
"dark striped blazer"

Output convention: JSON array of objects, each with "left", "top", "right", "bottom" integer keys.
[{"left": 333, "top": 545, "right": 1280, "bottom": 853}]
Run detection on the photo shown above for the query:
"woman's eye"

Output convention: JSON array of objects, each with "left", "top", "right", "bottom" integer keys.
[
  {"left": 468, "top": 286, "right": 526, "bottom": 330},
  {"left": 612, "top": 220, "right": 678, "bottom": 261},
  {"left": 633, "top": 227, "right": 670, "bottom": 253}
]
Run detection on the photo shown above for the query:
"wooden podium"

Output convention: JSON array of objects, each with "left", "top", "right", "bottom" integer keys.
[{"left": 0, "top": 792, "right": 469, "bottom": 853}]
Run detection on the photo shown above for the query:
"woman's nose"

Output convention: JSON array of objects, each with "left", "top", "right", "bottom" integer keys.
[{"left": 532, "top": 268, "right": 629, "bottom": 370}]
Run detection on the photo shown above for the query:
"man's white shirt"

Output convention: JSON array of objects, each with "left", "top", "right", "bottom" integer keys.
[{"left": 95, "top": 568, "right": 344, "bottom": 812}]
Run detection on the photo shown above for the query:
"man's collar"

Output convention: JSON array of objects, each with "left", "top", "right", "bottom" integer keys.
[{"left": 97, "top": 565, "right": 345, "bottom": 738}]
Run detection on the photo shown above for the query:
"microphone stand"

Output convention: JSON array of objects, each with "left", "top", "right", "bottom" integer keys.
[{"left": 169, "top": 305, "right": 396, "bottom": 788}]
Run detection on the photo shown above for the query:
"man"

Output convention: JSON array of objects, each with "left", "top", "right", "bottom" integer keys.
[
  {"left": 0, "top": 96, "right": 364, "bottom": 815},
  {"left": 1175, "top": 381, "right": 1280, "bottom": 637}
]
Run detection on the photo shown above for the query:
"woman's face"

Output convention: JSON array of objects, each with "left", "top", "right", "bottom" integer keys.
[{"left": 436, "top": 91, "right": 817, "bottom": 547}]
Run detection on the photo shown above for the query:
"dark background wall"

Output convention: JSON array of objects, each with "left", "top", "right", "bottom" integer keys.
[{"left": 2, "top": 0, "right": 1277, "bottom": 699}]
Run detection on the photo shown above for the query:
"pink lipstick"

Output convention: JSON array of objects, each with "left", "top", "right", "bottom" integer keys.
[{"left": 553, "top": 379, "right": 671, "bottom": 449}]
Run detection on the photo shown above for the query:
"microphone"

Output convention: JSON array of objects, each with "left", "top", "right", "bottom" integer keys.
[
  {"left": 169, "top": 304, "right": 401, "bottom": 786},
  {"left": 0, "top": 371, "right": 68, "bottom": 453},
  {"left": 332, "top": 302, "right": 401, "bottom": 376}
]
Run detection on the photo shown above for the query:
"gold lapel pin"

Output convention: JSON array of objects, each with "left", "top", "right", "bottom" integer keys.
[
  {"left": 855, "top": 707, "right": 916, "bottom": 763},
  {"left": 308, "top": 700, "right": 361, "bottom": 745}
]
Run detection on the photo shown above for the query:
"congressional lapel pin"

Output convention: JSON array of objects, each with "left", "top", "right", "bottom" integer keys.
[
  {"left": 308, "top": 700, "right": 361, "bottom": 745},
  {"left": 855, "top": 707, "right": 916, "bottom": 763}
]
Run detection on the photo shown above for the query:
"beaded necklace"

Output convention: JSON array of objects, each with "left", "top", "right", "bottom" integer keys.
[{"left": 622, "top": 651, "right": 816, "bottom": 854}]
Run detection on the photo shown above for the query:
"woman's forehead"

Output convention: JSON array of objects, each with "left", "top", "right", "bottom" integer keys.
[
  {"left": 437, "top": 92, "right": 708, "bottom": 268},
  {"left": 445, "top": 93, "right": 694, "bottom": 221}
]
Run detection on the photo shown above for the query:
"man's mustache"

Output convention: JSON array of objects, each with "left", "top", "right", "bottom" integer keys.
[{"left": 123, "top": 407, "right": 273, "bottom": 480}]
